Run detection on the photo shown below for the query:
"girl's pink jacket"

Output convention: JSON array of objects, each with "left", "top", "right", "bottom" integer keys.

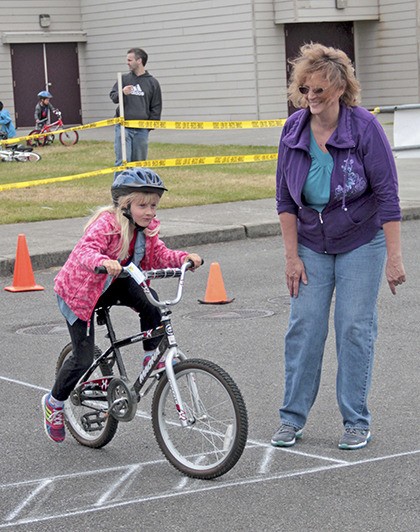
[{"left": 54, "top": 211, "right": 188, "bottom": 322}]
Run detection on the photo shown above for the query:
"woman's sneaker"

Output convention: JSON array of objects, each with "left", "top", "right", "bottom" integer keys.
[
  {"left": 338, "top": 428, "right": 371, "bottom": 450},
  {"left": 271, "top": 424, "right": 303, "bottom": 447},
  {"left": 42, "top": 394, "right": 65, "bottom": 443}
]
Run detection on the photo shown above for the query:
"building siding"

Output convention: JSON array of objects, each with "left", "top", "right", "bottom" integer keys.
[
  {"left": 80, "top": 0, "right": 261, "bottom": 123},
  {"left": 0, "top": 0, "right": 83, "bottom": 120},
  {"left": 274, "top": 0, "right": 379, "bottom": 23},
  {"left": 0, "top": 0, "right": 419, "bottom": 127},
  {"left": 356, "top": 0, "right": 419, "bottom": 108}
]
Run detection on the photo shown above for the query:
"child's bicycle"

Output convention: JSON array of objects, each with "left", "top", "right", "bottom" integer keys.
[
  {"left": 57, "top": 260, "right": 248, "bottom": 480},
  {"left": 27, "top": 109, "right": 79, "bottom": 147},
  {"left": 0, "top": 133, "right": 41, "bottom": 162}
]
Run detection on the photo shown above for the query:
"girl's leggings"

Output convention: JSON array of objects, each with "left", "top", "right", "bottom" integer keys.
[{"left": 52, "top": 276, "right": 161, "bottom": 401}]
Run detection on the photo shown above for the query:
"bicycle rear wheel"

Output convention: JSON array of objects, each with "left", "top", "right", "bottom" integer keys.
[
  {"left": 152, "top": 359, "right": 248, "bottom": 480},
  {"left": 59, "top": 130, "right": 79, "bottom": 146},
  {"left": 39, "top": 134, "right": 54, "bottom": 146},
  {"left": 56, "top": 342, "right": 119, "bottom": 448}
]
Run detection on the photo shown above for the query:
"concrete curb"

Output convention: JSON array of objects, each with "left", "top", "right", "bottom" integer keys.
[
  {"left": 0, "top": 221, "right": 281, "bottom": 277},
  {"left": 1, "top": 208, "right": 419, "bottom": 277}
]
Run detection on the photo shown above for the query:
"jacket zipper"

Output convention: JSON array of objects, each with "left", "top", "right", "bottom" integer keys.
[{"left": 318, "top": 211, "right": 327, "bottom": 253}]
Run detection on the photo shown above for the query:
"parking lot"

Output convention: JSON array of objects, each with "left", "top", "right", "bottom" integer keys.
[{"left": 1, "top": 229, "right": 419, "bottom": 531}]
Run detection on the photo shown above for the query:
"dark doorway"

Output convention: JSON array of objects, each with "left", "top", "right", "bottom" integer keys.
[
  {"left": 10, "top": 42, "right": 82, "bottom": 128},
  {"left": 284, "top": 22, "right": 355, "bottom": 115}
]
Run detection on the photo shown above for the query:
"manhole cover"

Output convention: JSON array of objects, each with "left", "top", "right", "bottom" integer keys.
[
  {"left": 183, "top": 309, "right": 275, "bottom": 320},
  {"left": 16, "top": 322, "right": 69, "bottom": 336},
  {"left": 268, "top": 295, "right": 290, "bottom": 306}
]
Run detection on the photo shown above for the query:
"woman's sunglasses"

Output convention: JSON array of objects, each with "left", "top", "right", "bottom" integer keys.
[{"left": 298, "top": 86, "right": 327, "bottom": 95}]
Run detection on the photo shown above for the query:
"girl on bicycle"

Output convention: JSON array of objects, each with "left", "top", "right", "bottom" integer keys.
[
  {"left": 34, "top": 90, "right": 55, "bottom": 126},
  {"left": 42, "top": 168, "right": 202, "bottom": 443}
]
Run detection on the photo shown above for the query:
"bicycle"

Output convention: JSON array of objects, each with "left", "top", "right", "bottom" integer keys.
[
  {"left": 56, "top": 260, "right": 248, "bottom": 480},
  {"left": 0, "top": 133, "right": 41, "bottom": 162},
  {"left": 27, "top": 109, "right": 79, "bottom": 147}
]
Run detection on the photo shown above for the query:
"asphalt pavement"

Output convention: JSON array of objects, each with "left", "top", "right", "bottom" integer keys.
[{"left": 1, "top": 117, "right": 420, "bottom": 278}]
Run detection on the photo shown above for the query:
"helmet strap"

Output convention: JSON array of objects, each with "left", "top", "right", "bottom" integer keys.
[{"left": 122, "top": 207, "right": 145, "bottom": 232}]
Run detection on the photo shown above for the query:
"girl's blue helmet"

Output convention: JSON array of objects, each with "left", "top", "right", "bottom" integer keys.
[
  {"left": 37, "top": 91, "right": 53, "bottom": 98},
  {"left": 111, "top": 168, "right": 167, "bottom": 205}
]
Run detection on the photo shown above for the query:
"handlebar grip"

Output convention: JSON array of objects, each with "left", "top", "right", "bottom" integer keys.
[
  {"left": 186, "top": 258, "right": 204, "bottom": 269},
  {"left": 94, "top": 266, "right": 108, "bottom": 274}
]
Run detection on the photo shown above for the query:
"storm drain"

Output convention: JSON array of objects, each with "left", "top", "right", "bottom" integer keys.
[
  {"left": 15, "top": 322, "right": 107, "bottom": 336},
  {"left": 15, "top": 322, "right": 69, "bottom": 336},
  {"left": 183, "top": 309, "right": 275, "bottom": 321}
]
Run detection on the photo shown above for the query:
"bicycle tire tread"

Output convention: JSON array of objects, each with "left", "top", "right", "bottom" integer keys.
[{"left": 151, "top": 358, "right": 248, "bottom": 480}]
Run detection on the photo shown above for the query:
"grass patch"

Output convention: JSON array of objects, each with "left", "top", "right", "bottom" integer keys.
[{"left": 0, "top": 140, "right": 277, "bottom": 224}]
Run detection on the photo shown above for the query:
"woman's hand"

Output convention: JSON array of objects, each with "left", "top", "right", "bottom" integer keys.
[
  {"left": 102, "top": 259, "right": 122, "bottom": 276},
  {"left": 285, "top": 256, "right": 308, "bottom": 298},
  {"left": 385, "top": 255, "right": 406, "bottom": 295},
  {"left": 184, "top": 254, "right": 202, "bottom": 269}
]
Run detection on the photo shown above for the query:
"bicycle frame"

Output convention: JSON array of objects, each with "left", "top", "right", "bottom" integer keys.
[
  {"left": 37, "top": 111, "right": 63, "bottom": 135},
  {"left": 73, "top": 262, "right": 193, "bottom": 427}
]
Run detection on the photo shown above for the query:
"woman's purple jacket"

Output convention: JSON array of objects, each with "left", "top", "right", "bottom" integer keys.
[{"left": 276, "top": 104, "right": 401, "bottom": 254}]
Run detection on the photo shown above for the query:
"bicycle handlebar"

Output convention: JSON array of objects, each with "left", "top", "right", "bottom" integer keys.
[{"left": 94, "top": 259, "right": 202, "bottom": 307}]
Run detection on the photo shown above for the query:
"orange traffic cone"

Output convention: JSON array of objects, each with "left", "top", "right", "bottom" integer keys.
[
  {"left": 198, "top": 262, "right": 234, "bottom": 304},
  {"left": 4, "top": 234, "right": 44, "bottom": 292}
]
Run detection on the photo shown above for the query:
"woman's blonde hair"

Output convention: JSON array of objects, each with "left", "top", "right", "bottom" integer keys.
[
  {"left": 84, "top": 191, "right": 160, "bottom": 261},
  {"left": 287, "top": 42, "right": 361, "bottom": 109}
]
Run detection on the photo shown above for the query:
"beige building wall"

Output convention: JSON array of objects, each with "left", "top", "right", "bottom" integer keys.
[{"left": 0, "top": 0, "right": 419, "bottom": 125}]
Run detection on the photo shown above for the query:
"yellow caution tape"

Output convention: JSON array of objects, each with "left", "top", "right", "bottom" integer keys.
[
  {"left": 1, "top": 117, "right": 286, "bottom": 146},
  {"left": 0, "top": 153, "right": 278, "bottom": 191},
  {"left": 124, "top": 119, "right": 287, "bottom": 130},
  {"left": 1, "top": 110, "right": 383, "bottom": 147},
  {"left": 0, "top": 118, "right": 120, "bottom": 146},
  {"left": 125, "top": 153, "right": 278, "bottom": 167},
  {"left": 0, "top": 167, "right": 114, "bottom": 191}
]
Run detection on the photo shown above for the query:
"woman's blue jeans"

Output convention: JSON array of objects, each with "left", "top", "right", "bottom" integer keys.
[{"left": 280, "top": 230, "right": 386, "bottom": 430}]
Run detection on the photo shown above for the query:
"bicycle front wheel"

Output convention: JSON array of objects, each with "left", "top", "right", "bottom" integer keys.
[
  {"left": 14, "top": 151, "right": 41, "bottom": 162},
  {"left": 152, "top": 359, "right": 248, "bottom": 480},
  {"left": 56, "top": 342, "right": 119, "bottom": 448},
  {"left": 59, "top": 130, "right": 79, "bottom": 146}
]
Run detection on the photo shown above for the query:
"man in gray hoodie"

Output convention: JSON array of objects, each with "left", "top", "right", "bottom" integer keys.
[{"left": 110, "top": 48, "right": 162, "bottom": 177}]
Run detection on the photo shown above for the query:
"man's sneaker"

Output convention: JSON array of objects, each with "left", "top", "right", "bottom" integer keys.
[
  {"left": 42, "top": 394, "right": 65, "bottom": 443},
  {"left": 271, "top": 424, "right": 303, "bottom": 447},
  {"left": 338, "top": 428, "right": 371, "bottom": 450},
  {"left": 143, "top": 355, "right": 178, "bottom": 376}
]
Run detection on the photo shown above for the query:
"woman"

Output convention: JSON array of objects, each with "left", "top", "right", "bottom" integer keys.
[{"left": 272, "top": 43, "right": 406, "bottom": 450}]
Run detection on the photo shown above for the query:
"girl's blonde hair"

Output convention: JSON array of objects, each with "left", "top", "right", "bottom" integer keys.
[
  {"left": 287, "top": 42, "right": 361, "bottom": 109},
  {"left": 84, "top": 191, "right": 160, "bottom": 261}
]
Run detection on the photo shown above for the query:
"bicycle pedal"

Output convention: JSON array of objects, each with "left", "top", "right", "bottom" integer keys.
[{"left": 81, "top": 412, "right": 106, "bottom": 432}]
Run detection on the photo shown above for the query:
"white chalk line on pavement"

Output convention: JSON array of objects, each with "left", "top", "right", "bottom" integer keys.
[
  {"left": 0, "top": 374, "right": 353, "bottom": 466},
  {"left": 1, "top": 448, "right": 419, "bottom": 529},
  {"left": 1, "top": 374, "right": 419, "bottom": 528}
]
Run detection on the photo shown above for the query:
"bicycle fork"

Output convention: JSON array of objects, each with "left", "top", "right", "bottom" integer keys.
[{"left": 158, "top": 312, "right": 206, "bottom": 428}]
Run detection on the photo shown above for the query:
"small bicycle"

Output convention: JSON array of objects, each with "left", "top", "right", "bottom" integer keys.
[
  {"left": 27, "top": 109, "right": 79, "bottom": 147},
  {"left": 57, "top": 261, "right": 248, "bottom": 480},
  {"left": 0, "top": 134, "right": 41, "bottom": 162}
]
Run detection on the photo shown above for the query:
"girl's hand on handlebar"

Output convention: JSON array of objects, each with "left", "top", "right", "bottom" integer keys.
[
  {"left": 184, "top": 254, "right": 203, "bottom": 269},
  {"left": 102, "top": 259, "right": 122, "bottom": 276}
]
